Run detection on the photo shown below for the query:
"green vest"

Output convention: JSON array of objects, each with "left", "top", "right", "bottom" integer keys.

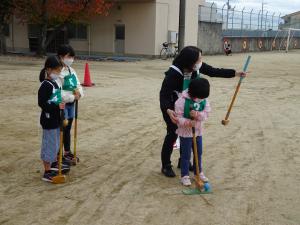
[
  {"left": 182, "top": 70, "right": 201, "bottom": 91},
  {"left": 63, "top": 68, "right": 78, "bottom": 91},
  {"left": 47, "top": 81, "right": 62, "bottom": 105}
]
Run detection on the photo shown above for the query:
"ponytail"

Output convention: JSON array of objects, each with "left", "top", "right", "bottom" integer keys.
[
  {"left": 39, "top": 55, "right": 63, "bottom": 82},
  {"left": 39, "top": 68, "right": 46, "bottom": 82}
]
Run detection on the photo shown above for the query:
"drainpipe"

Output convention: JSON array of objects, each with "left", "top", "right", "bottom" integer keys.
[
  {"left": 12, "top": 16, "right": 15, "bottom": 52},
  {"left": 178, "top": 0, "right": 186, "bottom": 51},
  {"left": 88, "top": 24, "right": 91, "bottom": 56}
]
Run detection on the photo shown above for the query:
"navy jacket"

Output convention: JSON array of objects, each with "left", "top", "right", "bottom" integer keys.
[{"left": 38, "top": 79, "right": 61, "bottom": 129}]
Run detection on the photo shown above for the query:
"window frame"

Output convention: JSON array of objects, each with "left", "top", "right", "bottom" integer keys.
[{"left": 67, "top": 23, "right": 88, "bottom": 41}]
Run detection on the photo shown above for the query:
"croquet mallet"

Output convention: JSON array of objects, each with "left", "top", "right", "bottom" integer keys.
[
  {"left": 52, "top": 109, "right": 67, "bottom": 184},
  {"left": 222, "top": 55, "right": 251, "bottom": 126}
]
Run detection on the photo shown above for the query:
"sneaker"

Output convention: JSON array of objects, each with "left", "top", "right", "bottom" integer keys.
[
  {"left": 64, "top": 152, "right": 79, "bottom": 164},
  {"left": 50, "top": 161, "right": 70, "bottom": 174},
  {"left": 199, "top": 172, "right": 209, "bottom": 182},
  {"left": 181, "top": 176, "right": 192, "bottom": 186},
  {"left": 42, "top": 170, "right": 57, "bottom": 183},
  {"left": 62, "top": 157, "right": 71, "bottom": 166},
  {"left": 161, "top": 164, "right": 176, "bottom": 177}
]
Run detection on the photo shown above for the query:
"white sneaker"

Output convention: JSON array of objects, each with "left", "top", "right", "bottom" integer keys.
[
  {"left": 181, "top": 176, "right": 192, "bottom": 186},
  {"left": 199, "top": 172, "right": 209, "bottom": 182}
]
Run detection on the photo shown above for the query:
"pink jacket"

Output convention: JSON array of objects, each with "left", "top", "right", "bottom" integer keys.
[{"left": 175, "top": 90, "right": 211, "bottom": 137}]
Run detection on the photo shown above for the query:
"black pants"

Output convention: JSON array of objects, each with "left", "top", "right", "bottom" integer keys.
[
  {"left": 225, "top": 50, "right": 232, "bottom": 55},
  {"left": 161, "top": 110, "right": 178, "bottom": 168},
  {"left": 63, "top": 118, "right": 73, "bottom": 152}
]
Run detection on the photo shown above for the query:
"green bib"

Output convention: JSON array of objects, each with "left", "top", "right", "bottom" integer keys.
[
  {"left": 49, "top": 88, "right": 62, "bottom": 105},
  {"left": 184, "top": 98, "right": 206, "bottom": 119},
  {"left": 182, "top": 70, "right": 205, "bottom": 118},
  {"left": 182, "top": 70, "right": 201, "bottom": 91},
  {"left": 63, "top": 73, "right": 77, "bottom": 91}
]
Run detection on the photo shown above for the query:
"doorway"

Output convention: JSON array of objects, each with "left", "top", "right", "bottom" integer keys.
[{"left": 114, "top": 24, "right": 125, "bottom": 54}]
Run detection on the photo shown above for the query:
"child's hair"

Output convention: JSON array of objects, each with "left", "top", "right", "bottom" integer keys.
[
  {"left": 57, "top": 44, "right": 75, "bottom": 57},
  {"left": 173, "top": 46, "right": 202, "bottom": 72},
  {"left": 39, "top": 55, "right": 63, "bottom": 82},
  {"left": 188, "top": 78, "right": 210, "bottom": 99}
]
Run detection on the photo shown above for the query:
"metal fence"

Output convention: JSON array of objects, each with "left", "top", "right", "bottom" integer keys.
[{"left": 199, "top": 4, "right": 283, "bottom": 31}]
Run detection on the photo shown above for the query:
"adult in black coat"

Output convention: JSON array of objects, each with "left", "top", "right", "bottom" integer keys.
[{"left": 159, "top": 46, "right": 246, "bottom": 177}]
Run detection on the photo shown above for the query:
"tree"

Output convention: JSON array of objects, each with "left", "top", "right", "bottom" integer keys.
[
  {"left": 14, "top": 0, "right": 113, "bottom": 55},
  {"left": 0, "top": 0, "right": 15, "bottom": 54}
]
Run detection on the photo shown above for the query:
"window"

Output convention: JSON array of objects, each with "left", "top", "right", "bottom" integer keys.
[
  {"left": 28, "top": 24, "right": 41, "bottom": 38},
  {"left": 67, "top": 23, "right": 87, "bottom": 40}
]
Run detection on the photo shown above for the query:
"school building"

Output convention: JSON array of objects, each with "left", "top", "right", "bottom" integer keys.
[
  {"left": 280, "top": 11, "right": 300, "bottom": 29},
  {"left": 4, "top": 0, "right": 204, "bottom": 57}
]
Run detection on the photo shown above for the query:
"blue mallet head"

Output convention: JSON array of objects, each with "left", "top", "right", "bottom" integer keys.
[{"left": 204, "top": 182, "right": 211, "bottom": 192}]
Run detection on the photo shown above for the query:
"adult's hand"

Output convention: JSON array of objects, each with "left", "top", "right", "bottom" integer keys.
[
  {"left": 190, "top": 110, "right": 198, "bottom": 120},
  {"left": 167, "top": 109, "right": 178, "bottom": 124},
  {"left": 235, "top": 71, "right": 247, "bottom": 78}
]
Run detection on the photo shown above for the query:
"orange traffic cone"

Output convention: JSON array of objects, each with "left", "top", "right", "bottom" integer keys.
[{"left": 82, "top": 62, "right": 94, "bottom": 87}]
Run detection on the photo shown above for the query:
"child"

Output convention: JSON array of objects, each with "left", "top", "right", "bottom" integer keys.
[
  {"left": 38, "top": 56, "right": 66, "bottom": 182},
  {"left": 175, "top": 78, "right": 211, "bottom": 186},
  {"left": 57, "top": 45, "right": 84, "bottom": 163},
  {"left": 225, "top": 43, "right": 232, "bottom": 56}
]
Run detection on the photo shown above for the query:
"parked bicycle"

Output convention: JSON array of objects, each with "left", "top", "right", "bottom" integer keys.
[{"left": 160, "top": 42, "right": 178, "bottom": 60}]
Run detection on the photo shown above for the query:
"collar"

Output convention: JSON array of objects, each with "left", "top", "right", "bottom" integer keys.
[{"left": 170, "top": 65, "right": 183, "bottom": 76}]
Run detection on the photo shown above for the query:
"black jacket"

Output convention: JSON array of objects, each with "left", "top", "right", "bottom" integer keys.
[
  {"left": 38, "top": 79, "right": 61, "bottom": 129},
  {"left": 159, "top": 62, "right": 236, "bottom": 114}
]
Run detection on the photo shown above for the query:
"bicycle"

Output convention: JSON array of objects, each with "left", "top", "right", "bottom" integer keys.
[{"left": 160, "top": 42, "right": 178, "bottom": 60}]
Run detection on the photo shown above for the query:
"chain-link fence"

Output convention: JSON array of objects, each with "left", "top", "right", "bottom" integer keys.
[{"left": 199, "top": 3, "right": 283, "bottom": 31}]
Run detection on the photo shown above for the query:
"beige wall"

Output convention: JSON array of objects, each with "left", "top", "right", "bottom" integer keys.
[
  {"left": 89, "top": 2, "right": 156, "bottom": 55},
  {"left": 154, "top": 0, "right": 204, "bottom": 55},
  {"left": 184, "top": 0, "right": 204, "bottom": 47},
  {"left": 6, "top": 17, "right": 29, "bottom": 52},
  {"left": 155, "top": 0, "right": 180, "bottom": 55},
  {"left": 123, "top": 3, "right": 156, "bottom": 55},
  {"left": 69, "top": 39, "right": 89, "bottom": 53}
]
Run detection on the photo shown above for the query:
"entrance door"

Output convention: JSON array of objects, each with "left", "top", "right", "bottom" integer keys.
[{"left": 114, "top": 25, "right": 125, "bottom": 54}]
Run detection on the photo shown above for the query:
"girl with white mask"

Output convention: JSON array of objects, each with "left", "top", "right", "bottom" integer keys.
[
  {"left": 38, "top": 56, "right": 67, "bottom": 182},
  {"left": 57, "top": 44, "right": 84, "bottom": 164}
]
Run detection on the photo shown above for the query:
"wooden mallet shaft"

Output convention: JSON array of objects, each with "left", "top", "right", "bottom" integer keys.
[
  {"left": 192, "top": 126, "right": 204, "bottom": 189},
  {"left": 222, "top": 55, "right": 251, "bottom": 126}
]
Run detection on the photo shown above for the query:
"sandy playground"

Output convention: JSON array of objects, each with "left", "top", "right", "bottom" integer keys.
[{"left": 0, "top": 50, "right": 300, "bottom": 225}]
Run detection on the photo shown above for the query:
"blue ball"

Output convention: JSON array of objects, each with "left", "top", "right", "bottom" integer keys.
[{"left": 204, "top": 182, "right": 211, "bottom": 192}]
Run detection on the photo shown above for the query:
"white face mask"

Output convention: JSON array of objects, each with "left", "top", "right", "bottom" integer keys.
[
  {"left": 193, "top": 62, "right": 202, "bottom": 71},
  {"left": 63, "top": 58, "right": 74, "bottom": 67},
  {"left": 50, "top": 73, "right": 60, "bottom": 80}
]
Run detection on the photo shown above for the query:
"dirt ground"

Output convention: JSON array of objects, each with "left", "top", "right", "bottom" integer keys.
[{"left": 0, "top": 50, "right": 299, "bottom": 225}]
